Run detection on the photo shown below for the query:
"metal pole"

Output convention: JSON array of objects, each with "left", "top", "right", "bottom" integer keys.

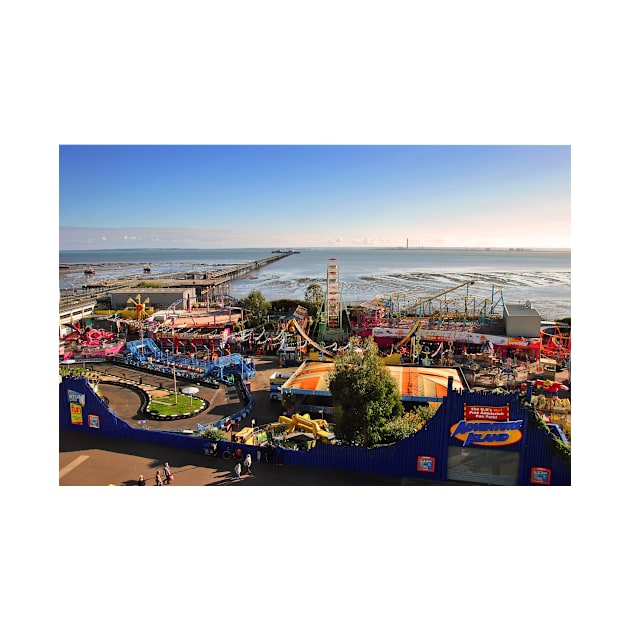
[{"left": 173, "top": 359, "right": 177, "bottom": 403}]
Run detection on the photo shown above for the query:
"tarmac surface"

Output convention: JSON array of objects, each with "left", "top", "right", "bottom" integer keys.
[
  {"left": 59, "top": 354, "right": 408, "bottom": 486},
  {"left": 59, "top": 430, "right": 402, "bottom": 486}
]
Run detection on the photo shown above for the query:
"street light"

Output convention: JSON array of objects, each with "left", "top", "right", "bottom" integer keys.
[
  {"left": 166, "top": 349, "right": 177, "bottom": 403},
  {"left": 173, "top": 356, "right": 178, "bottom": 403}
]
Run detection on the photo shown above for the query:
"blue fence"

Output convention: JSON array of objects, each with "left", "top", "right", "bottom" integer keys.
[{"left": 60, "top": 377, "right": 570, "bottom": 485}]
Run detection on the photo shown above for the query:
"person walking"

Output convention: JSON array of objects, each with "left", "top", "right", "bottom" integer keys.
[
  {"left": 243, "top": 452, "right": 253, "bottom": 476},
  {"left": 155, "top": 469, "right": 163, "bottom": 486},
  {"left": 138, "top": 474, "right": 146, "bottom": 486},
  {"left": 163, "top": 462, "right": 172, "bottom": 484},
  {"left": 234, "top": 461, "right": 242, "bottom": 481}
]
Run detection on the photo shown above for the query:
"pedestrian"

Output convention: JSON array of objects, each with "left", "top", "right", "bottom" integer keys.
[
  {"left": 164, "top": 462, "right": 172, "bottom": 484},
  {"left": 234, "top": 461, "right": 242, "bottom": 480},
  {"left": 138, "top": 474, "right": 146, "bottom": 486},
  {"left": 266, "top": 443, "right": 273, "bottom": 464},
  {"left": 155, "top": 469, "right": 163, "bottom": 486},
  {"left": 243, "top": 452, "right": 253, "bottom": 476}
]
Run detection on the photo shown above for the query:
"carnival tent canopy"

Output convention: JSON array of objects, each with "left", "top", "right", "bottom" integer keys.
[{"left": 281, "top": 360, "right": 467, "bottom": 402}]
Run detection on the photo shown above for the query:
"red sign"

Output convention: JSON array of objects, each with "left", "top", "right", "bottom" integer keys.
[
  {"left": 417, "top": 456, "right": 436, "bottom": 472},
  {"left": 530, "top": 467, "right": 551, "bottom": 485},
  {"left": 464, "top": 405, "right": 509, "bottom": 421}
]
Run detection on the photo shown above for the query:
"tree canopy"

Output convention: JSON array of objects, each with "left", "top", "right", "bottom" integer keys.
[
  {"left": 241, "top": 290, "right": 271, "bottom": 326},
  {"left": 304, "top": 283, "right": 325, "bottom": 317},
  {"left": 305, "top": 283, "right": 324, "bottom": 306},
  {"left": 379, "top": 405, "right": 436, "bottom": 444},
  {"left": 327, "top": 336, "right": 404, "bottom": 447}
]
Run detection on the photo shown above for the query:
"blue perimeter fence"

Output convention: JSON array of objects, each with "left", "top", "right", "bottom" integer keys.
[{"left": 59, "top": 376, "right": 570, "bottom": 485}]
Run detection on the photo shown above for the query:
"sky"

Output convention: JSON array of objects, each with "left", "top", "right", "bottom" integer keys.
[{"left": 59, "top": 144, "right": 570, "bottom": 250}]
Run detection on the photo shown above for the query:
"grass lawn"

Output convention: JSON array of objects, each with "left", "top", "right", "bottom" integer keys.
[{"left": 148, "top": 394, "right": 204, "bottom": 415}]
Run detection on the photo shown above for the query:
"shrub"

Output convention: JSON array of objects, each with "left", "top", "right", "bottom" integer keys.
[{"left": 200, "top": 428, "right": 228, "bottom": 441}]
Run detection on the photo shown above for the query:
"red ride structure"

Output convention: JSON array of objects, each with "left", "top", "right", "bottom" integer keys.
[{"left": 540, "top": 323, "right": 571, "bottom": 361}]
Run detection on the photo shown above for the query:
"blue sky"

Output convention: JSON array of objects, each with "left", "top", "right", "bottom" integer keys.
[{"left": 59, "top": 145, "right": 570, "bottom": 250}]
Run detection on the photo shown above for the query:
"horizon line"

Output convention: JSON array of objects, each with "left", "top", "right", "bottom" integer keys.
[{"left": 60, "top": 245, "right": 571, "bottom": 252}]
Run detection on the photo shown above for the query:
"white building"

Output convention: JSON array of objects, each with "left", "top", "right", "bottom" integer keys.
[{"left": 503, "top": 303, "right": 541, "bottom": 338}]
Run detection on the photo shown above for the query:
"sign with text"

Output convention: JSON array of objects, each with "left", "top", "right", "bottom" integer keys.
[
  {"left": 70, "top": 403, "right": 83, "bottom": 425},
  {"left": 417, "top": 456, "right": 436, "bottom": 473},
  {"left": 530, "top": 467, "right": 551, "bottom": 485},
  {"left": 464, "top": 405, "right": 509, "bottom": 421},
  {"left": 67, "top": 389, "right": 85, "bottom": 407},
  {"left": 68, "top": 389, "right": 85, "bottom": 425},
  {"left": 451, "top": 405, "right": 522, "bottom": 447}
]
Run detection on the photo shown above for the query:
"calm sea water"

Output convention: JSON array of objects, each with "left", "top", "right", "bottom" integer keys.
[{"left": 59, "top": 247, "right": 571, "bottom": 320}]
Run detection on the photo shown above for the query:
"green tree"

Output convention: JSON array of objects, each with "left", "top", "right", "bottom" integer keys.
[
  {"left": 200, "top": 428, "right": 229, "bottom": 441},
  {"left": 305, "top": 283, "right": 324, "bottom": 306},
  {"left": 304, "top": 283, "right": 325, "bottom": 318},
  {"left": 380, "top": 405, "right": 437, "bottom": 444},
  {"left": 327, "top": 336, "right": 404, "bottom": 447},
  {"left": 241, "top": 290, "right": 271, "bottom": 326}
]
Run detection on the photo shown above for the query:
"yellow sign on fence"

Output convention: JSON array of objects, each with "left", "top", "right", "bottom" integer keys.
[{"left": 70, "top": 403, "right": 83, "bottom": 425}]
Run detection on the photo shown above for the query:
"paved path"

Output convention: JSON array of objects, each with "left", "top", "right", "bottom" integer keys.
[
  {"left": 59, "top": 430, "right": 401, "bottom": 486},
  {"left": 62, "top": 354, "right": 403, "bottom": 486}
]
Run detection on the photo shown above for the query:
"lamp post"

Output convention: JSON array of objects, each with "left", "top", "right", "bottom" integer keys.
[
  {"left": 166, "top": 349, "right": 177, "bottom": 403},
  {"left": 173, "top": 357, "right": 178, "bottom": 403}
]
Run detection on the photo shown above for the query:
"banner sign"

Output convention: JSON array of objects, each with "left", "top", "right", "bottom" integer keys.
[
  {"left": 372, "top": 327, "right": 415, "bottom": 337},
  {"left": 451, "top": 405, "right": 522, "bottom": 447},
  {"left": 372, "top": 327, "right": 541, "bottom": 349},
  {"left": 465, "top": 405, "right": 509, "bottom": 421},
  {"left": 67, "top": 389, "right": 85, "bottom": 406},
  {"left": 70, "top": 403, "right": 83, "bottom": 425},
  {"left": 68, "top": 389, "right": 85, "bottom": 425}
]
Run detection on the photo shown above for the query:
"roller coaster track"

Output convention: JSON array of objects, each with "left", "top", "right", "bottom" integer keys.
[
  {"left": 287, "top": 319, "right": 335, "bottom": 357},
  {"left": 394, "top": 280, "right": 479, "bottom": 348}
]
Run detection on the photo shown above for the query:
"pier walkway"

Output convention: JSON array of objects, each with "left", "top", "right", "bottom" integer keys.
[{"left": 59, "top": 252, "right": 294, "bottom": 315}]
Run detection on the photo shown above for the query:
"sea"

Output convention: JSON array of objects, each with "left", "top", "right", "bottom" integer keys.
[{"left": 59, "top": 247, "right": 571, "bottom": 321}]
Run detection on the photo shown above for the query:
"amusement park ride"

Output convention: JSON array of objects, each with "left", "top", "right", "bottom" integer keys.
[
  {"left": 127, "top": 294, "right": 151, "bottom": 320},
  {"left": 313, "top": 258, "right": 352, "bottom": 344},
  {"left": 60, "top": 258, "right": 570, "bottom": 393},
  {"left": 540, "top": 322, "right": 571, "bottom": 361}
]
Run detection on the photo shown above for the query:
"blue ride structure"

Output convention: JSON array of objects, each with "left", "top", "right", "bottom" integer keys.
[{"left": 124, "top": 338, "right": 256, "bottom": 383}]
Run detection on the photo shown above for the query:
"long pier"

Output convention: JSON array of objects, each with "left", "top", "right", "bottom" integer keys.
[{"left": 59, "top": 251, "right": 295, "bottom": 315}]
